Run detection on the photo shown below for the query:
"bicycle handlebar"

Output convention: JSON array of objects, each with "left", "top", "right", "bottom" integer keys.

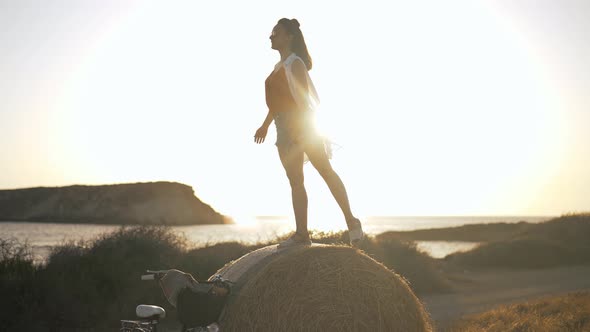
[{"left": 141, "top": 269, "right": 171, "bottom": 281}]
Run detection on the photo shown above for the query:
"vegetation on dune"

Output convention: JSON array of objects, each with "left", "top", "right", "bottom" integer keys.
[
  {"left": 0, "top": 228, "right": 188, "bottom": 331},
  {"left": 446, "top": 213, "right": 590, "bottom": 268},
  {"left": 0, "top": 238, "right": 39, "bottom": 332},
  {"left": 354, "top": 234, "right": 450, "bottom": 294},
  {"left": 516, "top": 213, "right": 590, "bottom": 244},
  {"left": 40, "top": 227, "right": 187, "bottom": 330},
  {"left": 448, "top": 291, "right": 590, "bottom": 332},
  {"left": 377, "top": 222, "right": 532, "bottom": 242}
]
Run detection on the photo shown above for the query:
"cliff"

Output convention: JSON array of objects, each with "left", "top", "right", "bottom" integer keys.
[{"left": 0, "top": 181, "right": 231, "bottom": 225}]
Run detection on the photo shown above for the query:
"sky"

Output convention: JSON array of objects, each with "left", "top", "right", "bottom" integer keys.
[{"left": 1, "top": 0, "right": 588, "bottom": 221}]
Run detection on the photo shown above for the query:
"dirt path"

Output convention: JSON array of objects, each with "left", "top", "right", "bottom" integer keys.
[{"left": 420, "top": 264, "right": 590, "bottom": 330}]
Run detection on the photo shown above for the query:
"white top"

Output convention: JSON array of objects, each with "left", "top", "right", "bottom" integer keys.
[{"left": 273, "top": 53, "right": 320, "bottom": 111}]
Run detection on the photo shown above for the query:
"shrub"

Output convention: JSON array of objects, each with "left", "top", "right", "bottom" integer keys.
[
  {"left": 0, "top": 238, "right": 41, "bottom": 331},
  {"left": 40, "top": 226, "right": 185, "bottom": 330}
]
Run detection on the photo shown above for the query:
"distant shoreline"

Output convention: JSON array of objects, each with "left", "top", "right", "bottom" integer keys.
[
  {"left": 0, "top": 218, "right": 233, "bottom": 226},
  {"left": 0, "top": 214, "right": 552, "bottom": 227}
]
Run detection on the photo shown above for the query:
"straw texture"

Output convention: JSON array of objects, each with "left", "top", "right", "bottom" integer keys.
[{"left": 218, "top": 245, "right": 432, "bottom": 332}]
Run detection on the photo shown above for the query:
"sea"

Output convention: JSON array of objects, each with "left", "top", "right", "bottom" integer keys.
[{"left": 0, "top": 216, "right": 551, "bottom": 264}]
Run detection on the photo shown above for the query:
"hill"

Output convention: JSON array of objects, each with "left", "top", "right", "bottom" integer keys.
[
  {"left": 0, "top": 181, "right": 230, "bottom": 225},
  {"left": 445, "top": 213, "right": 590, "bottom": 268}
]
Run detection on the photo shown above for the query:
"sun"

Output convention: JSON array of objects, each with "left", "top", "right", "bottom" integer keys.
[{"left": 54, "top": 1, "right": 568, "bottom": 219}]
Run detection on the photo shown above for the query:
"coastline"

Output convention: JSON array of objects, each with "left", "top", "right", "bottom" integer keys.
[{"left": 0, "top": 215, "right": 556, "bottom": 264}]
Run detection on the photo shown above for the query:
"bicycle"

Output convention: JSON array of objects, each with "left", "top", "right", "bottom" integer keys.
[{"left": 120, "top": 269, "right": 230, "bottom": 332}]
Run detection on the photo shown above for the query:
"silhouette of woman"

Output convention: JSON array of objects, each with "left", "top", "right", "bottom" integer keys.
[{"left": 254, "top": 18, "right": 364, "bottom": 248}]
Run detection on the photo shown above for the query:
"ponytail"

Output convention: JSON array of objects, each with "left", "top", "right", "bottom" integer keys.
[{"left": 277, "top": 18, "right": 312, "bottom": 71}]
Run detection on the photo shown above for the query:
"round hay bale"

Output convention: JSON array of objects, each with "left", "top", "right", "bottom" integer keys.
[{"left": 214, "top": 244, "right": 432, "bottom": 332}]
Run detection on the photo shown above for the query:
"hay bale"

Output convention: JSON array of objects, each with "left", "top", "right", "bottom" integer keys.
[{"left": 214, "top": 244, "right": 432, "bottom": 332}]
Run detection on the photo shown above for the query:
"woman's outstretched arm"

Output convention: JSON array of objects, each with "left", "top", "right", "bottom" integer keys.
[{"left": 254, "top": 110, "right": 273, "bottom": 144}]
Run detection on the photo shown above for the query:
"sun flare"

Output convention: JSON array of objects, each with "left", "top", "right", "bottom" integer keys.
[{"left": 5, "top": 0, "right": 581, "bottom": 220}]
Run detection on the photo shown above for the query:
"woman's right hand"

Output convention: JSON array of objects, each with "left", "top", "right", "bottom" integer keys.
[{"left": 254, "top": 126, "right": 268, "bottom": 144}]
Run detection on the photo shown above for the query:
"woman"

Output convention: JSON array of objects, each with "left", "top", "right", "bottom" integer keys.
[{"left": 254, "top": 18, "right": 364, "bottom": 248}]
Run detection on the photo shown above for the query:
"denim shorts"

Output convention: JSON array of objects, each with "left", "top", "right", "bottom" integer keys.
[
  {"left": 273, "top": 111, "right": 334, "bottom": 162},
  {"left": 272, "top": 111, "right": 318, "bottom": 149}
]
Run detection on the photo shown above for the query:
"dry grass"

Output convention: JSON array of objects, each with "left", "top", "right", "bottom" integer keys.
[
  {"left": 448, "top": 291, "right": 590, "bottom": 332},
  {"left": 219, "top": 245, "right": 433, "bottom": 332}
]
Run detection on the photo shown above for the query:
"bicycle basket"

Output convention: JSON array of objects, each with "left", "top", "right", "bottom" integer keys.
[{"left": 177, "top": 286, "right": 228, "bottom": 328}]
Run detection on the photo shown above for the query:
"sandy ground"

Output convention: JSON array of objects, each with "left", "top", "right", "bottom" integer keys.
[{"left": 420, "top": 264, "right": 590, "bottom": 330}]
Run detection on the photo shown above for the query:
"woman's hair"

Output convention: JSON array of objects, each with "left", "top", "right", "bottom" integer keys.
[{"left": 277, "top": 18, "right": 312, "bottom": 71}]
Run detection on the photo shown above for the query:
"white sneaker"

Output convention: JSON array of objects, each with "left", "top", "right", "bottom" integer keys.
[
  {"left": 347, "top": 218, "right": 364, "bottom": 247},
  {"left": 278, "top": 233, "right": 312, "bottom": 249}
]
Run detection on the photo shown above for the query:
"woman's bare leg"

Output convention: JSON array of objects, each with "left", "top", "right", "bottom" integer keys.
[
  {"left": 304, "top": 139, "right": 357, "bottom": 227},
  {"left": 278, "top": 146, "right": 308, "bottom": 236}
]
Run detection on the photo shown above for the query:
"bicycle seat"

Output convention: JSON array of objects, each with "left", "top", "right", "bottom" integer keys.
[{"left": 136, "top": 305, "right": 166, "bottom": 319}]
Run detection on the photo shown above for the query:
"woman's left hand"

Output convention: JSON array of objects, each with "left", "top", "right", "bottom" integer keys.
[{"left": 254, "top": 126, "right": 268, "bottom": 144}]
